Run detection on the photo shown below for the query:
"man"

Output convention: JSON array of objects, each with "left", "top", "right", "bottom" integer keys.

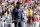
[
  {"left": 32, "top": 13, "right": 39, "bottom": 27},
  {"left": 12, "top": 2, "right": 22, "bottom": 27},
  {"left": 27, "top": 15, "right": 33, "bottom": 27}
]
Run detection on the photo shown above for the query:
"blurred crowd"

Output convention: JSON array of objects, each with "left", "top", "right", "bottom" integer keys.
[
  {"left": 0, "top": 0, "right": 40, "bottom": 27},
  {"left": 21, "top": 0, "right": 40, "bottom": 27}
]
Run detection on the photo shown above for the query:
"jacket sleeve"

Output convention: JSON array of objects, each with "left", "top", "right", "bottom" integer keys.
[
  {"left": 21, "top": 9, "right": 22, "bottom": 20},
  {"left": 12, "top": 8, "right": 15, "bottom": 20}
]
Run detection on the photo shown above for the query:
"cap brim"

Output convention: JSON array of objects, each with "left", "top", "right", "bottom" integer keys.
[{"left": 17, "top": 3, "right": 21, "bottom": 4}]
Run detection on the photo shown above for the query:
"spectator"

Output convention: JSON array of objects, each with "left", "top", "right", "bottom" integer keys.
[
  {"left": 32, "top": 13, "right": 39, "bottom": 27},
  {"left": 12, "top": 2, "right": 22, "bottom": 27}
]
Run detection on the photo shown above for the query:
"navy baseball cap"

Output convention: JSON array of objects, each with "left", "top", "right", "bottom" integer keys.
[{"left": 16, "top": 2, "right": 21, "bottom": 4}]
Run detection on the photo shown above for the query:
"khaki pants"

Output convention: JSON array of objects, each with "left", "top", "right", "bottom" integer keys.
[
  {"left": 5, "top": 24, "right": 11, "bottom": 27},
  {"left": 27, "top": 23, "right": 32, "bottom": 27}
]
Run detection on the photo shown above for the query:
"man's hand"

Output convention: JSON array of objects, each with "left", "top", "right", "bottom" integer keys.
[{"left": 12, "top": 20, "right": 16, "bottom": 22}]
